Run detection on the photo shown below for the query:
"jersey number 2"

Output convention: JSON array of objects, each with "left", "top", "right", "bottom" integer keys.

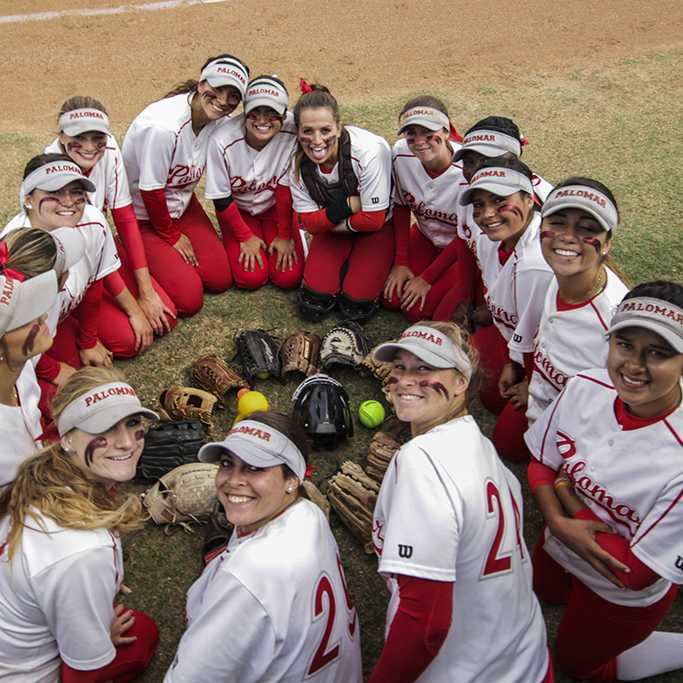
[
  {"left": 307, "top": 555, "right": 357, "bottom": 677},
  {"left": 482, "top": 481, "right": 524, "bottom": 577}
]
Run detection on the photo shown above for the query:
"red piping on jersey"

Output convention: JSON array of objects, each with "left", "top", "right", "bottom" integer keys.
[
  {"left": 350, "top": 155, "right": 363, "bottom": 173},
  {"left": 223, "top": 136, "right": 245, "bottom": 152},
  {"left": 632, "top": 485, "right": 683, "bottom": 549},
  {"left": 663, "top": 419, "right": 683, "bottom": 447},
  {"left": 590, "top": 300, "right": 609, "bottom": 330},
  {"left": 538, "top": 386, "right": 567, "bottom": 464},
  {"left": 556, "top": 290, "right": 602, "bottom": 312},
  {"left": 575, "top": 373, "right": 614, "bottom": 390}
]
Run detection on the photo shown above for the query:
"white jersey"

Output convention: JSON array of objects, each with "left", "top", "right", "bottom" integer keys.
[
  {"left": 289, "top": 125, "right": 392, "bottom": 228},
  {"left": 44, "top": 135, "right": 133, "bottom": 213},
  {"left": 204, "top": 112, "right": 297, "bottom": 216},
  {"left": 0, "top": 513, "right": 122, "bottom": 682},
  {"left": 123, "top": 93, "right": 222, "bottom": 221},
  {"left": 165, "top": 499, "right": 362, "bottom": 683},
  {"left": 2, "top": 205, "right": 120, "bottom": 333},
  {"left": 459, "top": 212, "right": 553, "bottom": 363},
  {"left": 373, "top": 415, "right": 549, "bottom": 683},
  {"left": 392, "top": 138, "right": 466, "bottom": 248},
  {"left": 525, "top": 368, "right": 683, "bottom": 607},
  {"left": 0, "top": 362, "right": 43, "bottom": 486},
  {"left": 527, "top": 270, "right": 629, "bottom": 424}
]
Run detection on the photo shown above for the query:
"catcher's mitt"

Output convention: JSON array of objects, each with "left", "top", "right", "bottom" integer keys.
[
  {"left": 158, "top": 386, "right": 217, "bottom": 426},
  {"left": 136, "top": 419, "right": 207, "bottom": 482},
  {"left": 142, "top": 462, "right": 219, "bottom": 532},
  {"left": 326, "top": 461, "right": 379, "bottom": 554},
  {"left": 234, "top": 329, "right": 280, "bottom": 382},
  {"left": 320, "top": 320, "right": 370, "bottom": 371},
  {"left": 280, "top": 331, "right": 321, "bottom": 380},
  {"left": 366, "top": 417, "right": 410, "bottom": 483},
  {"left": 358, "top": 349, "right": 393, "bottom": 383},
  {"left": 303, "top": 480, "right": 330, "bottom": 520},
  {"left": 191, "top": 354, "right": 248, "bottom": 403}
]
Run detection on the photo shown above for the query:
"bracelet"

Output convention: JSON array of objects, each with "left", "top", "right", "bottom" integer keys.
[{"left": 553, "top": 478, "right": 572, "bottom": 491}]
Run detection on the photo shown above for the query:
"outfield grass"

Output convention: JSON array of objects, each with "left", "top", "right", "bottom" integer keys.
[{"left": 1, "top": 49, "right": 682, "bottom": 681}]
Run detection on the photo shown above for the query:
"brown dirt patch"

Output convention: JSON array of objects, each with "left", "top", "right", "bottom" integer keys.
[{"left": 1, "top": 0, "right": 682, "bottom": 133}]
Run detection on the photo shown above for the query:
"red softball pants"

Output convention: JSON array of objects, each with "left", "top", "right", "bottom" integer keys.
[
  {"left": 60, "top": 609, "right": 159, "bottom": 682},
  {"left": 471, "top": 323, "right": 510, "bottom": 414},
  {"left": 303, "top": 222, "right": 394, "bottom": 300},
  {"left": 222, "top": 205, "right": 304, "bottom": 290},
  {"left": 139, "top": 194, "right": 231, "bottom": 317},
  {"left": 98, "top": 238, "right": 178, "bottom": 358},
  {"left": 533, "top": 540, "right": 678, "bottom": 681}
]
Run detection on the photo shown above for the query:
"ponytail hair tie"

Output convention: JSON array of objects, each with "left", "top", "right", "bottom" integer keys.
[
  {"left": 449, "top": 122, "right": 463, "bottom": 143},
  {"left": 520, "top": 135, "right": 529, "bottom": 147},
  {"left": 0, "top": 242, "right": 26, "bottom": 282},
  {"left": 299, "top": 78, "right": 313, "bottom": 94}
]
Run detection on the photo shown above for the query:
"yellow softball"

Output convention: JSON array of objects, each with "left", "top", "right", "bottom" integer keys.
[
  {"left": 358, "top": 400, "right": 385, "bottom": 428},
  {"left": 237, "top": 390, "right": 269, "bottom": 417}
]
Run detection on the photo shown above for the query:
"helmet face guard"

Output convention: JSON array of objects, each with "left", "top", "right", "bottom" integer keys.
[{"left": 292, "top": 374, "right": 353, "bottom": 450}]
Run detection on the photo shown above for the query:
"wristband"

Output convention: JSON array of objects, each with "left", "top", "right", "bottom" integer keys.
[
  {"left": 553, "top": 478, "right": 572, "bottom": 491},
  {"left": 326, "top": 193, "right": 354, "bottom": 225}
]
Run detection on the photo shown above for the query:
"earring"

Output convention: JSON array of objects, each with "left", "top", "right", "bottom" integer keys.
[
  {"left": 24, "top": 204, "right": 32, "bottom": 210},
  {"left": 287, "top": 487, "right": 294, "bottom": 493}
]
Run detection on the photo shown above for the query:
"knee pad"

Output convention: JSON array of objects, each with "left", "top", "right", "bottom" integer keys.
[
  {"left": 337, "top": 293, "right": 378, "bottom": 324},
  {"left": 298, "top": 287, "right": 336, "bottom": 322}
]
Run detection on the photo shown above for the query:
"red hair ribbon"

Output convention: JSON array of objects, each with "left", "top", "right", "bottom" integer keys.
[
  {"left": 304, "top": 463, "right": 315, "bottom": 479},
  {"left": 449, "top": 122, "right": 464, "bottom": 143},
  {"left": 521, "top": 135, "right": 529, "bottom": 147},
  {"left": 0, "top": 241, "right": 26, "bottom": 282},
  {"left": 299, "top": 78, "right": 313, "bottom": 94}
]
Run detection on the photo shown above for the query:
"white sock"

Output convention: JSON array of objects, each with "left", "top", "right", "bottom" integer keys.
[{"left": 616, "top": 631, "right": 683, "bottom": 680}]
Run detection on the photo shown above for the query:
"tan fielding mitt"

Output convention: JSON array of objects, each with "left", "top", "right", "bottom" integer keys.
[
  {"left": 280, "top": 331, "right": 322, "bottom": 380},
  {"left": 327, "top": 461, "right": 379, "bottom": 554},
  {"left": 303, "top": 479, "right": 330, "bottom": 520},
  {"left": 366, "top": 417, "right": 410, "bottom": 483},
  {"left": 191, "top": 354, "right": 248, "bottom": 403},
  {"left": 142, "top": 463, "right": 219, "bottom": 532},
  {"left": 158, "top": 386, "right": 218, "bottom": 425},
  {"left": 358, "top": 349, "right": 393, "bottom": 383}
]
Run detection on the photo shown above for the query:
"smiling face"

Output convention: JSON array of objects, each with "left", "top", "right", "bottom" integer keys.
[
  {"left": 607, "top": 327, "right": 683, "bottom": 418},
  {"left": 63, "top": 414, "right": 147, "bottom": 485},
  {"left": 388, "top": 349, "right": 468, "bottom": 434},
  {"left": 245, "top": 106, "right": 284, "bottom": 150},
  {"left": 297, "top": 106, "right": 342, "bottom": 166},
  {"left": 541, "top": 207, "right": 610, "bottom": 279},
  {"left": 215, "top": 452, "right": 298, "bottom": 534},
  {"left": 58, "top": 130, "right": 108, "bottom": 172},
  {"left": 196, "top": 81, "right": 242, "bottom": 122},
  {"left": 26, "top": 181, "right": 87, "bottom": 230},
  {"left": 403, "top": 124, "right": 451, "bottom": 169},
  {"left": 471, "top": 188, "right": 534, "bottom": 249}
]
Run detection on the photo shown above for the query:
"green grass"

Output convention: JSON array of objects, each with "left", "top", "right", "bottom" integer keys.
[{"left": 1, "top": 49, "right": 682, "bottom": 682}]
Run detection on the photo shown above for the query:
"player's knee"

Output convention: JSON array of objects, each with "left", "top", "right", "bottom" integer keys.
[
  {"left": 234, "top": 266, "right": 268, "bottom": 291},
  {"left": 270, "top": 266, "right": 303, "bottom": 290},
  {"left": 201, "top": 266, "right": 233, "bottom": 293}
]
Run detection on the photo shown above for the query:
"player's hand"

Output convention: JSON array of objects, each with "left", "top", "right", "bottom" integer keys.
[
  {"left": 173, "top": 234, "right": 199, "bottom": 267},
  {"left": 498, "top": 362, "right": 519, "bottom": 398},
  {"left": 383, "top": 265, "right": 414, "bottom": 301},
  {"left": 348, "top": 195, "right": 362, "bottom": 213},
  {"left": 110, "top": 603, "right": 137, "bottom": 646},
  {"left": 128, "top": 310, "right": 154, "bottom": 353},
  {"left": 507, "top": 379, "right": 529, "bottom": 410},
  {"left": 549, "top": 516, "right": 629, "bottom": 589},
  {"left": 269, "top": 237, "right": 297, "bottom": 271},
  {"left": 79, "top": 340, "right": 113, "bottom": 368},
  {"left": 138, "top": 290, "right": 175, "bottom": 335},
  {"left": 238, "top": 235, "right": 266, "bottom": 272},
  {"left": 401, "top": 276, "right": 431, "bottom": 312},
  {"left": 54, "top": 362, "right": 77, "bottom": 390}
]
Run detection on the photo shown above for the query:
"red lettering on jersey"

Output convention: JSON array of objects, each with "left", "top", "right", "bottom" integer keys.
[
  {"left": 0, "top": 277, "right": 16, "bottom": 306},
  {"left": 400, "top": 191, "right": 458, "bottom": 228},
  {"left": 485, "top": 295, "right": 518, "bottom": 330},
  {"left": 231, "top": 175, "right": 279, "bottom": 196},
  {"left": 167, "top": 164, "right": 205, "bottom": 188},
  {"left": 372, "top": 519, "right": 385, "bottom": 556},
  {"left": 555, "top": 431, "right": 576, "bottom": 459},
  {"left": 308, "top": 576, "right": 340, "bottom": 675},
  {"left": 533, "top": 349, "right": 569, "bottom": 391}
]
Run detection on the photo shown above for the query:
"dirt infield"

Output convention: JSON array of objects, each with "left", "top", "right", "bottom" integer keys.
[{"left": 1, "top": 0, "right": 682, "bottom": 134}]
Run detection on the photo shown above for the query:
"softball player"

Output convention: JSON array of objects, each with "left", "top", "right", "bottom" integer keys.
[
  {"left": 525, "top": 281, "right": 683, "bottom": 681},
  {"left": 205, "top": 75, "right": 304, "bottom": 289},
  {"left": 383, "top": 96, "right": 477, "bottom": 322},
  {"left": 369, "top": 322, "right": 552, "bottom": 682},
  {"left": 166, "top": 412, "right": 362, "bottom": 683},
  {"left": 2, "top": 154, "right": 122, "bottom": 417},
  {"left": 0, "top": 227, "right": 85, "bottom": 484},
  {"left": 287, "top": 82, "right": 394, "bottom": 323},
  {"left": 122, "top": 54, "right": 249, "bottom": 316},
  {"left": 0, "top": 366, "right": 159, "bottom": 682},
  {"left": 46, "top": 96, "right": 177, "bottom": 340},
  {"left": 497, "top": 177, "right": 630, "bottom": 462},
  {"left": 457, "top": 156, "right": 554, "bottom": 424}
]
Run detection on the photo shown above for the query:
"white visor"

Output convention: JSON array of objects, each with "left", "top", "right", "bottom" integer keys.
[
  {"left": 245, "top": 76, "right": 288, "bottom": 116},
  {"left": 20, "top": 160, "right": 96, "bottom": 207},
  {"left": 59, "top": 108, "right": 110, "bottom": 137},
  {"left": 373, "top": 324, "right": 472, "bottom": 380},
  {"left": 453, "top": 129, "right": 521, "bottom": 162},
  {"left": 0, "top": 269, "right": 58, "bottom": 337},
  {"left": 542, "top": 184, "right": 619, "bottom": 233},
  {"left": 459, "top": 166, "right": 533, "bottom": 205},
  {"left": 199, "top": 419, "right": 306, "bottom": 481},
  {"left": 200, "top": 58, "right": 249, "bottom": 98},
  {"left": 398, "top": 106, "right": 450, "bottom": 133},
  {"left": 57, "top": 381, "right": 159, "bottom": 436},
  {"left": 51, "top": 227, "right": 87, "bottom": 277}
]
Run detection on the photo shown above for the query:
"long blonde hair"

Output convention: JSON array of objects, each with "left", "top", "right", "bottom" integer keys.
[
  {"left": 1, "top": 228, "right": 58, "bottom": 278},
  {"left": 0, "top": 367, "right": 145, "bottom": 559}
]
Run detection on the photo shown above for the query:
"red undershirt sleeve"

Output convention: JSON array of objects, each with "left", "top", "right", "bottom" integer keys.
[
  {"left": 297, "top": 209, "right": 334, "bottom": 235},
  {"left": 573, "top": 508, "right": 660, "bottom": 589},
  {"left": 36, "top": 353, "right": 61, "bottom": 383},
  {"left": 368, "top": 575, "right": 453, "bottom": 683},
  {"left": 140, "top": 188, "right": 180, "bottom": 246},
  {"left": 110, "top": 204, "right": 148, "bottom": 271},
  {"left": 74, "top": 280, "right": 103, "bottom": 350},
  {"left": 392, "top": 205, "right": 411, "bottom": 266},
  {"left": 103, "top": 271, "right": 125, "bottom": 298},
  {"left": 421, "top": 237, "right": 460, "bottom": 284},
  {"left": 216, "top": 202, "right": 253, "bottom": 242},
  {"left": 348, "top": 209, "right": 386, "bottom": 232},
  {"left": 527, "top": 460, "right": 557, "bottom": 492},
  {"left": 275, "top": 184, "right": 294, "bottom": 239}
]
